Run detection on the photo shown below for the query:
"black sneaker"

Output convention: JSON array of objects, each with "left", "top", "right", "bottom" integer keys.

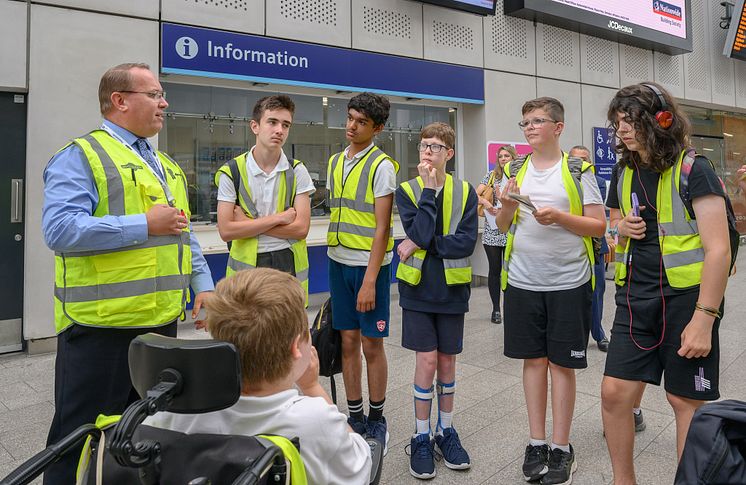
[
  {"left": 491, "top": 310, "right": 502, "bottom": 324},
  {"left": 596, "top": 338, "right": 609, "bottom": 352},
  {"left": 634, "top": 410, "right": 646, "bottom": 432},
  {"left": 522, "top": 443, "right": 549, "bottom": 481},
  {"left": 540, "top": 445, "right": 577, "bottom": 485}
]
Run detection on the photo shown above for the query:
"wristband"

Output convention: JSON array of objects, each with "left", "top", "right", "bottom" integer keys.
[
  {"left": 608, "top": 225, "right": 619, "bottom": 238},
  {"left": 695, "top": 302, "right": 722, "bottom": 319}
]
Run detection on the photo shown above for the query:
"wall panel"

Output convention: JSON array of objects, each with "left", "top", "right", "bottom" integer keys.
[
  {"left": 0, "top": 0, "right": 27, "bottom": 90},
  {"left": 423, "top": 4, "right": 483, "bottom": 67},
  {"left": 483, "top": 0, "right": 535, "bottom": 76},
  {"left": 267, "top": 0, "right": 351, "bottom": 47},
  {"left": 682, "top": 0, "right": 711, "bottom": 103},
  {"left": 352, "top": 0, "right": 423, "bottom": 59},
  {"left": 619, "top": 44, "right": 654, "bottom": 87},
  {"left": 536, "top": 24, "right": 580, "bottom": 82},
  {"left": 579, "top": 35, "right": 619, "bottom": 88},
  {"left": 162, "top": 0, "right": 264, "bottom": 35}
]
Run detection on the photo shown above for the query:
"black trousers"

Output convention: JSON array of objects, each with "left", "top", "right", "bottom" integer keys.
[
  {"left": 255, "top": 248, "right": 296, "bottom": 276},
  {"left": 43, "top": 322, "right": 176, "bottom": 485},
  {"left": 483, "top": 244, "right": 504, "bottom": 313}
]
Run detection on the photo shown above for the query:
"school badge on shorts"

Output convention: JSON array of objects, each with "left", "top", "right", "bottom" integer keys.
[{"left": 376, "top": 320, "right": 386, "bottom": 332}]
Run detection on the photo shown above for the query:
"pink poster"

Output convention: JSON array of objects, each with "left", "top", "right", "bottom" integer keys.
[{"left": 486, "top": 141, "right": 532, "bottom": 172}]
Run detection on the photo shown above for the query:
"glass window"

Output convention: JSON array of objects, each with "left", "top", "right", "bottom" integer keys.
[{"left": 160, "top": 83, "right": 457, "bottom": 223}]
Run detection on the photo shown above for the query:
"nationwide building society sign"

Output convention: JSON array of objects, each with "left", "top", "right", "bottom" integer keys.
[{"left": 162, "top": 23, "right": 484, "bottom": 104}]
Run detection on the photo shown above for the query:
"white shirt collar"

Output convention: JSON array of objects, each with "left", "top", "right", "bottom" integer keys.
[
  {"left": 247, "top": 146, "right": 290, "bottom": 177},
  {"left": 343, "top": 142, "right": 375, "bottom": 162}
]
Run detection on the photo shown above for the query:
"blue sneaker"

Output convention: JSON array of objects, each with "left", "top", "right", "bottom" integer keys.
[
  {"left": 365, "top": 416, "right": 390, "bottom": 456},
  {"left": 348, "top": 416, "right": 367, "bottom": 437},
  {"left": 435, "top": 427, "right": 471, "bottom": 470},
  {"left": 408, "top": 433, "right": 436, "bottom": 479}
]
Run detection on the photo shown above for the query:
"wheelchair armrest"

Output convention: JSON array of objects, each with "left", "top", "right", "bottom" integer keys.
[
  {"left": 0, "top": 424, "right": 100, "bottom": 485},
  {"left": 366, "top": 437, "right": 384, "bottom": 485}
]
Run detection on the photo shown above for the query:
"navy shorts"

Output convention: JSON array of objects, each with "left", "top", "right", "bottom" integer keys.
[
  {"left": 604, "top": 288, "right": 721, "bottom": 401},
  {"left": 401, "top": 310, "right": 465, "bottom": 354},
  {"left": 329, "top": 259, "right": 391, "bottom": 338},
  {"left": 503, "top": 282, "right": 592, "bottom": 369}
]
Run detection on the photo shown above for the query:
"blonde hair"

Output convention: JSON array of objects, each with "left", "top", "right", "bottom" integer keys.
[
  {"left": 206, "top": 268, "right": 308, "bottom": 384},
  {"left": 98, "top": 62, "right": 150, "bottom": 115},
  {"left": 494, "top": 145, "right": 517, "bottom": 179}
]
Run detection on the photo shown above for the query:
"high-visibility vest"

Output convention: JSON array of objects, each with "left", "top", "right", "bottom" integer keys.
[
  {"left": 215, "top": 154, "right": 309, "bottom": 297},
  {"left": 501, "top": 152, "right": 596, "bottom": 290},
  {"left": 54, "top": 130, "right": 192, "bottom": 333},
  {"left": 395, "top": 175, "right": 472, "bottom": 286},
  {"left": 614, "top": 150, "right": 704, "bottom": 288},
  {"left": 326, "top": 146, "right": 400, "bottom": 251}
]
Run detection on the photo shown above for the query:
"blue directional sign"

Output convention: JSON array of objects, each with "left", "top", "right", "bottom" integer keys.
[
  {"left": 161, "top": 23, "right": 485, "bottom": 104},
  {"left": 592, "top": 126, "right": 617, "bottom": 181}
]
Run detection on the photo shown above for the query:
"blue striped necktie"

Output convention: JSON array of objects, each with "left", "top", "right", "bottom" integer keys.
[{"left": 135, "top": 138, "right": 164, "bottom": 180}]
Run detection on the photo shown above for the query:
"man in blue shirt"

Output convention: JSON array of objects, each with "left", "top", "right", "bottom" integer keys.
[
  {"left": 569, "top": 145, "right": 610, "bottom": 352},
  {"left": 41, "top": 63, "right": 213, "bottom": 483}
]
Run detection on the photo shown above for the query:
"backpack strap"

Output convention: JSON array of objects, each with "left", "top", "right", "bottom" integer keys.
[{"left": 227, "top": 157, "right": 241, "bottom": 206}]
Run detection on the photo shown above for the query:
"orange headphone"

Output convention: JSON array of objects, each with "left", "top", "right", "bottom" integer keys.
[{"left": 641, "top": 83, "right": 674, "bottom": 129}]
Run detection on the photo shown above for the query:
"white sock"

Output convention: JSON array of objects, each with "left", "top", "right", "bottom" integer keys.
[
  {"left": 416, "top": 419, "right": 430, "bottom": 435},
  {"left": 633, "top": 408, "right": 642, "bottom": 415},
  {"left": 529, "top": 438, "right": 547, "bottom": 447},
  {"left": 438, "top": 411, "right": 453, "bottom": 432},
  {"left": 551, "top": 443, "right": 570, "bottom": 453}
]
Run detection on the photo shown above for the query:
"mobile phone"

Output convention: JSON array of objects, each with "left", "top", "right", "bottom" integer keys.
[{"left": 631, "top": 192, "right": 640, "bottom": 217}]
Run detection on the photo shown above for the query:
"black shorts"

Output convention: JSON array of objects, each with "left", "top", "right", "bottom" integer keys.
[
  {"left": 503, "top": 282, "right": 592, "bottom": 369},
  {"left": 604, "top": 288, "right": 721, "bottom": 401},
  {"left": 401, "top": 310, "right": 465, "bottom": 355}
]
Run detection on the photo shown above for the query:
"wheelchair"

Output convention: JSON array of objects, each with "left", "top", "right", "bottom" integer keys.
[{"left": 1, "top": 333, "right": 384, "bottom": 485}]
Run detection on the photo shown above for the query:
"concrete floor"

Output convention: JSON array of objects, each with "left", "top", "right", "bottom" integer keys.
[{"left": 2, "top": 255, "right": 746, "bottom": 484}]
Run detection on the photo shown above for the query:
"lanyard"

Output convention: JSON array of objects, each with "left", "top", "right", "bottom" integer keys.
[{"left": 100, "top": 124, "right": 176, "bottom": 206}]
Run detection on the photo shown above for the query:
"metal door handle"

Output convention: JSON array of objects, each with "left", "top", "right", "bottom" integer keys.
[{"left": 11, "top": 179, "right": 22, "bottom": 223}]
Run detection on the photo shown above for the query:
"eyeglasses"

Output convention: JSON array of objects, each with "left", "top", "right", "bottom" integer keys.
[
  {"left": 119, "top": 90, "right": 167, "bottom": 100},
  {"left": 416, "top": 142, "right": 449, "bottom": 153},
  {"left": 518, "top": 117, "right": 557, "bottom": 130}
]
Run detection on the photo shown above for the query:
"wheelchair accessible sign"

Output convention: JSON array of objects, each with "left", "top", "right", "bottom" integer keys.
[
  {"left": 592, "top": 127, "right": 617, "bottom": 181},
  {"left": 162, "top": 23, "right": 485, "bottom": 104}
]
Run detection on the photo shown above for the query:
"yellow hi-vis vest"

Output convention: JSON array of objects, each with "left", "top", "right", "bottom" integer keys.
[
  {"left": 326, "top": 146, "right": 400, "bottom": 251},
  {"left": 215, "top": 154, "right": 309, "bottom": 297},
  {"left": 613, "top": 149, "right": 704, "bottom": 288},
  {"left": 54, "top": 130, "right": 192, "bottom": 334},
  {"left": 501, "top": 152, "right": 596, "bottom": 291},
  {"left": 395, "top": 175, "right": 472, "bottom": 286}
]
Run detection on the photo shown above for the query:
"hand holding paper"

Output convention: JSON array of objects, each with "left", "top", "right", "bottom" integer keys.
[{"left": 507, "top": 193, "right": 537, "bottom": 214}]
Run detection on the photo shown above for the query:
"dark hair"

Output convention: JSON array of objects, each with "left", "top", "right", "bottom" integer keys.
[
  {"left": 522, "top": 97, "right": 564, "bottom": 122},
  {"left": 420, "top": 122, "right": 455, "bottom": 149},
  {"left": 252, "top": 95, "right": 295, "bottom": 122},
  {"left": 348, "top": 92, "right": 390, "bottom": 126},
  {"left": 607, "top": 83, "right": 690, "bottom": 173}
]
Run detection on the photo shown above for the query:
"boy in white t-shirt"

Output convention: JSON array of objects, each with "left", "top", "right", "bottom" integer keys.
[
  {"left": 145, "top": 268, "right": 372, "bottom": 485},
  {"left": 495, "top": 97, "right": 606, "bottom": 485}
]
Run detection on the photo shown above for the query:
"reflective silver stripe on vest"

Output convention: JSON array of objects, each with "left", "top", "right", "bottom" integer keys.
[
  {"left": 662, "top": 247, "right": 705, "bottom": 268},
  {"left": 566, "top": 157, "right": 584, "bottom": 200},
  {"left": 615, "top": 251, "right": 626, "bottom": 263},
  {"left": 327, "top": 153, "right": 344, "bottom": 207},
  {"left": 502, "top": 224, "right": 517, "bottom": 274},
  {"left": 330, "top": 198, "right": 375, "bottom": 212},
  {"left": 81, "top": 135, "right": 126, "bottom": 216},
  {"left": 55, "top": 274, "right": 188, "bottom": 303},
  {"left": 660, "top": 161, "right": 699, "bottom": 236},
  {"left": 327, "top": 222, "right": 377, "bottom": 238},
  {"left": 237, "top": 175, "right": 259, "bottom": 218},
  {"left": 355, "top": 148, "right": 385, "bottom": 208},
  {"left": 448, "top": 180, "right": 464, "bottom": 234},
  {"left": 443, "top": 258, "right": 470, "bottom": 269},
  {"left": 284, "top": 164, "right": 296, "bottom": 210},
  {"left": 410, "top": 180, "right": 424, "bottom": 203},
  {"left": 228, "top": 256, "right": 256, "bottom": 272},
  {"left": 296, "top": 268, "right": 309, "bottom": 282},
  {"left": 56, "top": 233, "right": 190, "bottom": 258},
  {"left": 401, "top": 254, "right": 424, "bottom": 270}
]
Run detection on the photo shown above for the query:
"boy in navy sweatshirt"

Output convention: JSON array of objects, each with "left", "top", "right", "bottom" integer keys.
[{"left": 395, "top": 122, "right": 478, "bottom": 479}]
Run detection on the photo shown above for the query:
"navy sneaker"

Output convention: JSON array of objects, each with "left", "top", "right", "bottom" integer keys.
[
  {"left": 523, "top": 443, "right": 550, "bottom": 481},
  {"left": 348, "top": 415, "right": 367, "bottom": 437},
  {"left": 408, "top": 433, "right": 436, "bottom": 479},
  {"left": 365, "top": 416, "right": 389, "bottom": 456},
  {"left": 434, "top": 427, "right": 471, "bottom": 470}
]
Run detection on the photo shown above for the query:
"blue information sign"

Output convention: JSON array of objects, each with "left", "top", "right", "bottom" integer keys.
[
  {"left": 161, "top": 23, "right": 484, "bottom": 104},
  {"left": 592, "top": 126, "right": 617, "bottom": 181}
]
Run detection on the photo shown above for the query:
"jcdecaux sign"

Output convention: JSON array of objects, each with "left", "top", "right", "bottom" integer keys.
[{"left": 162, "top": 23, "right": 485, "bottom": 104}]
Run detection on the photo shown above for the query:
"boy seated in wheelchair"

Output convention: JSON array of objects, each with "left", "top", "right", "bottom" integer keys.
[{"left": 145, "top": 268, "right": 372, "bottom": 484}]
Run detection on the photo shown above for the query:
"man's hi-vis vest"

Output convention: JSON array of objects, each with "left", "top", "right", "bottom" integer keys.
[
  {"left": 54, "top": 130, "right": 192, "bottom": 334},
  {"left": 326, "top": 146, "right": 400, "bottom": 251},
  {"left": 395, "top": 175, "right": 472, "bottom": 286},
  {"left": 501, "top": 152, "right": 596, "bottom": 291},
  {"left": 614, "top": 150, "right": 704, "bottom": 289},
  {"left": 215, "top": 154, "right": 309, "bottom": 297}
]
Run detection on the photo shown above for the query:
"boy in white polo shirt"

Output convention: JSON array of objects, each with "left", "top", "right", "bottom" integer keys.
[{"left": 214, "top": 95, "right": 314, "bottom": 293}]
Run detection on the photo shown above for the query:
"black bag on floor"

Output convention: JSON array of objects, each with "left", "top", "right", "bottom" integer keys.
[
  {"left": 310, "top": 298, "right": 342, "bottom": 403},
  {"left": 674, "top": 399, "right": 746, "bottom": 484}
]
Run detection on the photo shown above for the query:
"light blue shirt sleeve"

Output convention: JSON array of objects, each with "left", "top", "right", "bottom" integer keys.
[{"left": 42, "top": 132, "right": 214, "bottom": 294}]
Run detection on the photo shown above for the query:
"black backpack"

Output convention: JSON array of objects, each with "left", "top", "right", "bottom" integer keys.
[
  {"left": 310, "top": 298, "right": 342, "bottom": 403},
  {"left": 675, "top": 400, "right": 746, "bottom": 484}
]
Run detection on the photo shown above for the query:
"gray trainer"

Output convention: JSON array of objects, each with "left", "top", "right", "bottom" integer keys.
[{"left": 634, "top": 410, "right": 646, "bottom": 432}]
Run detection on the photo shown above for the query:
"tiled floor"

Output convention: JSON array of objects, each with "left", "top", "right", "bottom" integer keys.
[{"left": 2, "top": 259, "right": 746, "bottom": 484}]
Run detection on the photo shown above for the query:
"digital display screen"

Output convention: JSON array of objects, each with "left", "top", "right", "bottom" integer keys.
[
  {"left": 420, "top": 0, "right": 497, "bottom": 16},
  {"left": 505, "top": 0, "right": 692, "bottom": 54},
  {"left": 723, "top": 0, "right": 746, "bottom": 61},
  {"left": 549, "top": 0, "right": 687, "bottom": 39}
]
